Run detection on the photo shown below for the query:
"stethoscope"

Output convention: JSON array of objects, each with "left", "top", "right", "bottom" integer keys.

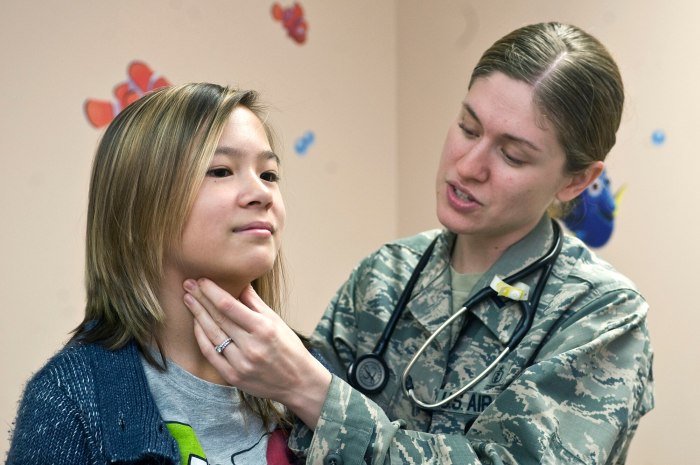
[{"left": 347, "top": 220, "right": 563, "bottom": 410}]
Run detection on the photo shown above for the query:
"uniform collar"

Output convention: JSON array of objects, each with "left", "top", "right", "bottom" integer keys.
[
  {"left": 470, "top": 215, "right": 556, "bottom": 345},
  {"left": 405, "top": 216, "right": 556, "bottom": 348}
]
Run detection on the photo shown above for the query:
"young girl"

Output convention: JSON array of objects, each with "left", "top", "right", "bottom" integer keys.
[{"left": 7, "top": 83, "right": 300, "bottom": 464}]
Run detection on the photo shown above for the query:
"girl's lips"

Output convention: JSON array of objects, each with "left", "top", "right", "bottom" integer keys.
[{"left": 233, "top": 221, "right": 274, "bottom": 233}]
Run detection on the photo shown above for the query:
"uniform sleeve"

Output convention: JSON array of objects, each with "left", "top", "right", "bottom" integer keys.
[
  {"left": 6, "top": 371, "right": 93, "bottom": 465},
  {"left": 291, "top": 272, "right": 653, "bottom": 464},
  {"left": 295, "top": 376, "right": 472, "bottom": 464}
]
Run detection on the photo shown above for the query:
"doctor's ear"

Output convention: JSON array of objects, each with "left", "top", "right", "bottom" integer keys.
[{"left": 556, "top": 161, "right": 604, "bottom": 203}]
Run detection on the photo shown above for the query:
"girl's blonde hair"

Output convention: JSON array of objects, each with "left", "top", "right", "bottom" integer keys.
[{"left": 73, "top": 82, "right": 288, "bottom": 427}]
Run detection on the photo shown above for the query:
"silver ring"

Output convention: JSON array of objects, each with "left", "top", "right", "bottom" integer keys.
[{"left": 215, "top": 337, "right": 233, "bottom": 354}]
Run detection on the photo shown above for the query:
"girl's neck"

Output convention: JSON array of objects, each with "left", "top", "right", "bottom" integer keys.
[{"left": 156, "top": 270, "right": 245, "bottom": 385}]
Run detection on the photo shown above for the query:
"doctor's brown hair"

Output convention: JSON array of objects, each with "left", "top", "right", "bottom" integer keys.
[{"left": 470, "top": 22, "right": 624, "bottom": 216}]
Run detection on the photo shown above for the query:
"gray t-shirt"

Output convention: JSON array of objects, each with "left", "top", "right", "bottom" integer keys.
[{"left": 141, "top": 355, "right": 270, "bottom": 465}]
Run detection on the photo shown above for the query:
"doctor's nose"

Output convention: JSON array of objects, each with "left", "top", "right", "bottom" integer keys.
[{"left": 455, "top": 140, "right": 490, "bottom": 183}]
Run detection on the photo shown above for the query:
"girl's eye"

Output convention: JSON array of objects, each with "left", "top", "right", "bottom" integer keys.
[
  {"left": 458, "top": 122, "right": 479, "bottom": 138},
  {"left": 261, "top": 171, "right": 280, "bottom": 182},
  {"left": 207, "top": 167, "right": 232, "bottom": 178}
]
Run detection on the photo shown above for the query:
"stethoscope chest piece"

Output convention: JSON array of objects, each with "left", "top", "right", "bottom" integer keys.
[{"left": 347, "top": 353, "right": 389, "bottom": 394}]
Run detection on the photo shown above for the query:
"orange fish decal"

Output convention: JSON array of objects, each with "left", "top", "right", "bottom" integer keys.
[
  {"left": 271, "top": 2, "right": 308, "bottom": 44},
  {"left": 84, "top": 61, "right": 170, "bottom": 128}
]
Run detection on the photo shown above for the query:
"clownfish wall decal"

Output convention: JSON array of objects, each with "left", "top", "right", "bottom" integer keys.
[
  {"left": 271, "top": 2, "right": 308, "bottom": 44},
  {"left": 562, "top": 168, "right": 626, "bottom": 248},
  {"left": 84, "top": 61, "right": 170, "bottom": 128}
]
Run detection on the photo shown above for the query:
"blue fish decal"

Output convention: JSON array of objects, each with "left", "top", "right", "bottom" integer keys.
[{"left": 562, "top": 168, "right": 624, "bottom": 248}]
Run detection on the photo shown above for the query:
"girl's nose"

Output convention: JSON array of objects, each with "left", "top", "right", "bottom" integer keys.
[{"left": 239, "top": 173, "right": 274, "bottom": 208}]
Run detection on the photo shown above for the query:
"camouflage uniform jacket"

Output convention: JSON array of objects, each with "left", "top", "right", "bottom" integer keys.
[{"left": 289, "top": 216, "right": 654, "bottom": 465}]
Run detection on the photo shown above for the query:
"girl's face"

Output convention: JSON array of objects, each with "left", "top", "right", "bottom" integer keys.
[
  {"left": 436, "top": 72, "right": 593, "bottom": 251},
  {"left": 172, "top": 106, "right": 285, "bottom": 291}
]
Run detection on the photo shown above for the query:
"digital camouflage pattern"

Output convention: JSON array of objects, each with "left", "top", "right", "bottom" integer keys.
[{"left": 289, "top": 216, "right": 654, "bottom": 464}]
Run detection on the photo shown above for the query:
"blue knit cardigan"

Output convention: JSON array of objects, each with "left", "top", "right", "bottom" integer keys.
[{"left": 6, "top": 340, "right": 180, "bottom": 464}]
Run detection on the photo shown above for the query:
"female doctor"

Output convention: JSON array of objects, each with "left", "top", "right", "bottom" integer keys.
[{"left": 184, "top": 22, "right": 654, "bottom": 464}]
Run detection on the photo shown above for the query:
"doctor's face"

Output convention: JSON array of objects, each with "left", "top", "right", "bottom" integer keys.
[
  {"left": 172, "top": 106, "right": 285, "bottom": 291},
  {"left": 436, "top": 72, "right": 579, "bottom": 250}
]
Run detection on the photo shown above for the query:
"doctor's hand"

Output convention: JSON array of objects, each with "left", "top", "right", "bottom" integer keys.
[{"left": 183, "top": 278, "right": 331, "bottom": 429}]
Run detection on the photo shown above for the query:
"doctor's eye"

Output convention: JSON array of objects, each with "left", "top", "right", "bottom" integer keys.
[
  {"left": 207, "top": 167, "right": 233, "bottom": 178},
  {"left": 260, "top": 171, "right": 280, "bottom": 182},
  {"left": 504, "top": 155, "right": 524, "bottom": 167},
  {"left": 500, "top": 148, "right": 525, "bottom": 167},
  {"left": 458, "top": 123, "right": 479, "bottom": 139}
]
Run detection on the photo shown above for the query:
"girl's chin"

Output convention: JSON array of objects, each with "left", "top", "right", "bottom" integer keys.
[{"left": 212, "top": 271, "right": 270, "bottom": 290}]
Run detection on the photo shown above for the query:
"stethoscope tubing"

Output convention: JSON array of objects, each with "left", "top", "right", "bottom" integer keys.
[
  {"left": 402, "top": 298, "right": 512, "bottom": 410},
  {"left": 402, "top": 221, "right": 563, "bottom": 410},
  {"left": 346, "top": 238, "right": 439, "bottom": 394},
  {"left": 374, "top": 238, "right": 437, "bottom": 357}
]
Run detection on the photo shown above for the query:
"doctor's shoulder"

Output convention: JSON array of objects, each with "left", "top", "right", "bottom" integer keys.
[
  {"left": 383, "top": 229, "right": 445, "bottom": 264},
  {"left": 557, "top": 233, "right": 642, "bottom": 295},
  {"left": 548, "top": 233, "right": 649, "bottom": 337},
  {"left": 337, "top": 229, "right": 445, "bottom": 307},
  {"left": 355, "top": 229, "right": 445, "bottom": 282},
  {"left": 533, "top": 234, "right": 653, "bottom": 414}
]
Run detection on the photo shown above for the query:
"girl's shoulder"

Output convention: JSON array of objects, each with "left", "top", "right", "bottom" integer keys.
[{"left": 23, "top": 340, "right": 139, "bottom": 401}]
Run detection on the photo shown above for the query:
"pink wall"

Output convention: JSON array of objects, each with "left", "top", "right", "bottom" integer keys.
[{"left": 1, "top": 1, "right": 689, "bottom": 462}]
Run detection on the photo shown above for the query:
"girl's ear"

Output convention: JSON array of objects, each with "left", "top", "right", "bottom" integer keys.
[{"left": 556, "top": 161, "right": 604, "bottom": 203}]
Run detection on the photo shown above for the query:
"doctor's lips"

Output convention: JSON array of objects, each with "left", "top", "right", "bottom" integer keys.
[
  {"left": 233, "top": 222, "right": 275, "bottom": 233},
  {"left": 450, "top": 184, "right": 482, "bottom": 205}
]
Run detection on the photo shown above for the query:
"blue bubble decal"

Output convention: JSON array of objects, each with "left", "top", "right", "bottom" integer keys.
[
  {"left": 651, "top": 129, "right": 666, "bottom": 146},
  {"left": 295, "top": 130, "right": 315, "bottom": 156}
]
